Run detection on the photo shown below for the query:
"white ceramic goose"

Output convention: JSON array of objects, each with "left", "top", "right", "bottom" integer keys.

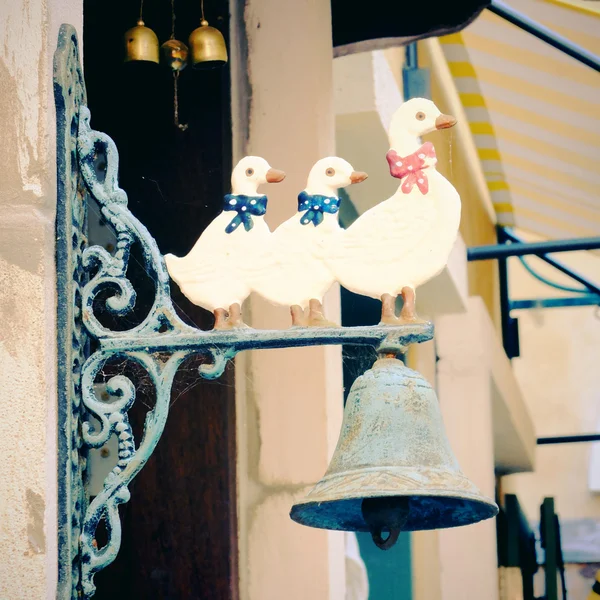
[
  {"left": 325, "top": 98, "right": 460, "bottom": 324},
  {"left": 164, "top": 156, "right": 285, "bottom": 329},
  {"left": 251, "top": 157, "right": 367, "bottom": 326}
]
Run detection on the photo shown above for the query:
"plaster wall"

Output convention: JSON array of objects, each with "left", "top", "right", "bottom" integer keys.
[
  {"left": 0, "top": 1, "right": 82, "bottom": 598},
  {"left": 435, "top": 297, "right": 500, "bottom": 600},
  {"left": 409, "top": 303, "right": 504, "bottom": 600},
  {"left": 411, "top": 294, "right": 536, "bottom": 599},
  {"left": 230, "top": 0, "right": 345, "bottom": 598}
]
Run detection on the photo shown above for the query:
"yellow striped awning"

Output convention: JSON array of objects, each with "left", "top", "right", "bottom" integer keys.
[{"left": 440, "top": 0, "right": 600, "bottom": 240}]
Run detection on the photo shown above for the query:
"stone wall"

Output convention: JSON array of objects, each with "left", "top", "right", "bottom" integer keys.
[{"left": 0, "top": 1, "right": 81, "bottom": 598}]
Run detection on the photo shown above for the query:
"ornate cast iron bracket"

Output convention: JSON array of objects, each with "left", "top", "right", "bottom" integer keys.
[{"left": 55, "top": 25, "right": 432, "bottom": 599}]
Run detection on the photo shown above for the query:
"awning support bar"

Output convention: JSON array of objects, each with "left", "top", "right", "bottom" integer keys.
[
  {"left": 488, "top": 0, "right": 600, "bottom": 72},
  {"left": 467, "top": 236, "right": 600, "bottom": 261}
]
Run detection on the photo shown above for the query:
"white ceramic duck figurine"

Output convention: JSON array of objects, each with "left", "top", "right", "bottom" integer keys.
[
  {"left": 251, "top": 157, "right": 367, "bottom": 326},
  {"left": 326, "top": 98, "right": 459, "bottom": 324},
  {"left": 164, "top": 156, "right": 285, "bottom": 329}
]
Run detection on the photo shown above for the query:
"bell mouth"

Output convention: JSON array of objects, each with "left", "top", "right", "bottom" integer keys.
[
  {"left": 192, "top": 60, "right": 227, "bottom": 70},
  {"left": 122, "top": 59, "right": 160, "bottom": 68},
  {"left": 290, "top": 465, "right": 498, "bottom": 537},
  {"left": 291, "top": 493, "right": 498, "bottom": 534}
]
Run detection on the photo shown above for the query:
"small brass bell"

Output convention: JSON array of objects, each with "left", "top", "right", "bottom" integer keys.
[
  {"left": 188, "top": 19, "right": 228, "bottom": 69},
  {"left": 124, "top": 20, "right": 159, "bottom": 64},
  {"left": 161, "top": 39, "right": 189, "bottom": 72},
  {"left": 290, "top": 357, "right": 498, "bottom": 549}
]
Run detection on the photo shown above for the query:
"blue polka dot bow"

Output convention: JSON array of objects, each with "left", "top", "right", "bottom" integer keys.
[
  {"left": 223, "top": 194, "right": 268, "bottom": 234},
  {"left": 297, "top": 191, "right": 341, "bottom": 227}
]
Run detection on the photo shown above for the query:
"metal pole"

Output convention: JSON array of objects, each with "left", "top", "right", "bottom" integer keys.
[
  {"left": 467, "top": 237, "right": 600, "bottom": 261},
  {"left": 538, "top": 434, "right": 600, "bottom": 445},
  {"left": 496, "top": 228, "right": 519, "bottom": 358},
  {"left": 405, "top": 43, "right": 418, "bottom": 69},
  {"left": 541, "top": 498, "right": 559, "bottom": 600},
  {"left": 488, "top": 0, "right": 600, "bottom": 73},
  {"left": 402, "top": 42, "right": 430, "bottom": 100}
]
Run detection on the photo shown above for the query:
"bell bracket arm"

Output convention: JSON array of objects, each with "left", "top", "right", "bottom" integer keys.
[{"left": 98, "top": 322, "right": 434, "bottom": 355}]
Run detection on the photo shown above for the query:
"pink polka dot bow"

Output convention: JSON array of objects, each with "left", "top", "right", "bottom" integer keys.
[{"left": 386, "top": 142, "right": 437, "bottom": 195}]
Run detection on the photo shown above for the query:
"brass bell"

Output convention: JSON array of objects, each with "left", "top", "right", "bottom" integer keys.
[
  {"left": 188, "top": 19, "right": 228, "bottom": 69},
  {"left": 161, "top": 39, "right": 189, "bottom": 72},
  {"left": 290, "top": 357, "right": 498, "bottom": 549},
  {"left": 124, "top": 20, "right": 159, "bottom": 64}
]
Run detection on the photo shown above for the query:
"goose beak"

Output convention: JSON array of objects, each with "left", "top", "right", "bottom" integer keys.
[
  {"left": 266, "top": 168, "right": 286, "bottom": 183},
  {"left": 350, "top": 171, "right": 368, "bottom": 184},
  {"left": 435, "top": 114, "right": 457, "bottom": 130}
]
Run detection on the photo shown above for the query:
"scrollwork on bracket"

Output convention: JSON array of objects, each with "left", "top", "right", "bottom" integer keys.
[
  {"left": 80, "top": 350, "right": 189, "bottom": 596},
  {"left": 79, "top": 347, "right": 229, "bottom": 596},
  {"left": 77, "top": 106, "right": 195, "bottom": 340}
]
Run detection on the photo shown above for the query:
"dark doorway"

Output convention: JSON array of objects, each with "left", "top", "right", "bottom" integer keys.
[{"left": 83, "top": 1, "right": 237, "bottom": 598}]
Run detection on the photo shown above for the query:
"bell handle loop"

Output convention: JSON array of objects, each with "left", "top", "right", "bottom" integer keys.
[{"left": 370, "top": 527, "right": 401, "bottom": 550}]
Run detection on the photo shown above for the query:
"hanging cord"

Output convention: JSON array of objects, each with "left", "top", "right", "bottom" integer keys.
[
  {"left": 200, "top": 0, "right": 206, "bottom": 22},
  {"left": 169, "top": 0, "right": 188, "bottom": 130},
  {"left": 173, "top": 72, "right": 188, "bottom": 131},
  {"left": 139, "top": 0, "right": 144, "bottom": 21},
  {"left": 170, "top": 0, "right": 176, "bottom": 39}
]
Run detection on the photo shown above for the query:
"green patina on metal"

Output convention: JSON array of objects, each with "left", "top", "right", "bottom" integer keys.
[
  {"left": 55, "top": 25, "right": 433, "bottom": 599},
  {"left": 55, "top": 24, "right": 88, "bottom": 600}
]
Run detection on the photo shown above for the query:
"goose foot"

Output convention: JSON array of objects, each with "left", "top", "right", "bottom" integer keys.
[
  {"left": 306, "top": 299, "right": 339, "bottom": 328},
  {"left": 290, "top": 305, "right": 307, "bottom": 327},
  {"left": 379, "top": 288, "right": 426, "bottom": 326},
  {"left": 213, "top": 308, "right": 230, "bottom": 330},
  {"left": 399, "top": 286, "right": 425, "bottom": 322},
  {"left": 212, "top": 304, "right": 249, "bottom": 330},
  {"left": 228, "top": 303, "right": 250, "bottom": 329}
]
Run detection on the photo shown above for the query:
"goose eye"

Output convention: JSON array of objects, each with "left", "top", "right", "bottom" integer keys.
[
  {"left": 416, "top": 111, "right": 426, "bottom": 121},
  {"left": 325, "top": 168, "right": 335, "bottom": 177},
  {"left": 245, "top": 168, "right": 254, "bottom": 176}
]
